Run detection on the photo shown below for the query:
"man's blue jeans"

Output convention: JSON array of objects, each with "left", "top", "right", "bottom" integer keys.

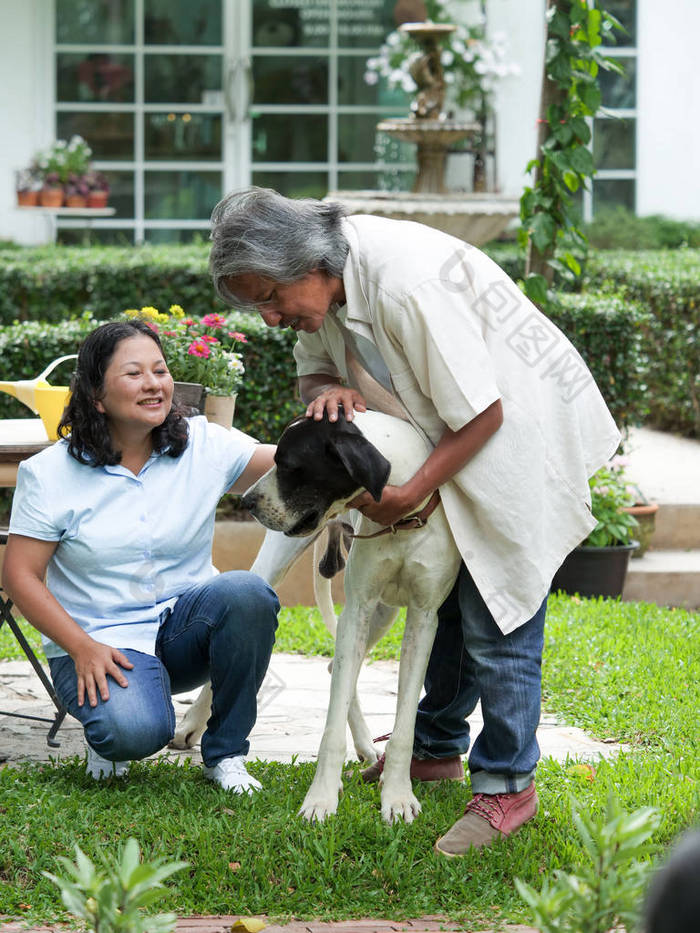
[
  {"left": 413, "top": 562, "right": 546, "bottom": 795},
  {"left": 49, "top": 571, "right": 279, "bottom": 768}
]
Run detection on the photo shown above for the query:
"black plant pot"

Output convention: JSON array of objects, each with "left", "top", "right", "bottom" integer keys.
[
  {"left": 551, "top": 541, "right": 639, "bottom": 599},
  {"left": 173, "top": 381, "right": 205, "bottom": 415}
]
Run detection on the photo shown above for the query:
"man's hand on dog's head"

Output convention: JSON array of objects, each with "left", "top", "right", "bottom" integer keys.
[{"left": 305, "top": 386, "right": 367, "bottom": 422}]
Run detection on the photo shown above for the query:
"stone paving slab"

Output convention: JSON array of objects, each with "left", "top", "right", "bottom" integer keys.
[
  {"left": 0, "top": 653, "right": 626, "bottom": 768},
  {"left": 0, "top": 917, "right": 538, "bottom": 932}
]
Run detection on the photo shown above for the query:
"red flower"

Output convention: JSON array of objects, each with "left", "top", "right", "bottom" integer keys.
[
  {"left": 228, "top": 331, "right": 248, "bottom": 343},
  {"left": 145, "top": 321, "right": 159, "bottom": 333},
  {"left": 183, "top": 318, "right": 195, "bottom": 326},
  {"left": 201, "top": 334, "right": 219, "bottom": 343},
  {"left": 202, "top": 313, "right": 226, "bottom": 327},
  {"left": 187, "top": 340, "right": 210, "bottom": 358},
  {"left": 162, "top": 330, "right": 177, "bottom": 336}
]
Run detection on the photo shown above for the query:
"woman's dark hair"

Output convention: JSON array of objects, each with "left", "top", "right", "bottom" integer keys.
[{"left": 57, "top": 320, "right": 189, "bottom": 466}]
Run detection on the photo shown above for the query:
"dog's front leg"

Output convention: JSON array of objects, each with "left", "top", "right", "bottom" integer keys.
[
  {"left": 171, "top": 530, "right": 317, "bottom": 749},
  {"left": 170, "top": 682, "right": 212, "bottom": 749},
  {"left": 299, "top": 603, "right": 373, "bottom": 822},
  {"left": 381, "top": 607, "right": 439, "bottom": 824}
]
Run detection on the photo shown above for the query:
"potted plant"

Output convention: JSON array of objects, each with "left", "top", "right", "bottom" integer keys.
[
  {"left": 36, "top": 135, "right": 92, "bottom": 207},
  {"left": 15, "top": 167, "right": 42, "bottom": 206},
  {"left": 64, "top": 172, "right": 90, "bottom": 208},
  {"left": 39, "top": 171, "right": 65, "bottom": 207},
  {"left": 85, "top": 169, "right": 110, "bottom": 208},
  {"left": 622, "top": 483, "right": 659, "bottom": 559},
  {"left": 551, "top": 457, "right": 639, "bottom": 599},
  {"left": 122, "top": 306, "right": 247, "bottom": 427}
]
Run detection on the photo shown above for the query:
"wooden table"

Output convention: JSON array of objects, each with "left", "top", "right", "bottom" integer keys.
[{"left": 0, "top": 419, "right": 51, "bottom": 487}]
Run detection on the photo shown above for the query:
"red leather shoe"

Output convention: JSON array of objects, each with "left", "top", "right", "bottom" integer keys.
[
  {"left": 359, "top": 753, "right": 464, "bottom": 783},
  {"left": 434, "top": 782, "right": 538, "bottom": 855}
]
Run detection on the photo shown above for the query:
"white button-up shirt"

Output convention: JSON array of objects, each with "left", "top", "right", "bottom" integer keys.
[
  {"left": 9, "top": 416, "right": 256, "bottom": 657},
  {"left": 294, "top": 215, "right": 620, "bottom": 633}
]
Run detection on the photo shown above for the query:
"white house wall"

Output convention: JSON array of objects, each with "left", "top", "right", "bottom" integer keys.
[
  {"left": 637, "top": 0, "right": 700, "bottom": 219},
  {"left": 0, "top": 0, "right": 53, "bottom": 246}
]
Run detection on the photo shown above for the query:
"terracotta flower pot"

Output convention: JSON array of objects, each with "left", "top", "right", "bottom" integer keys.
[
  {"left": 622, "top": 502, "right": 659, "bottom": 558},
  {"left": 65, "top": 195, "right": 87, "bottom": 208},
  {"left": 87, "top": 191, "right": 109, "bottom": 208},
  {"left": 39, "top": 186, "right": 64, "bottom": 208},
  {"left": 17, "top": 189, "right": 39, "bottom": 207}
]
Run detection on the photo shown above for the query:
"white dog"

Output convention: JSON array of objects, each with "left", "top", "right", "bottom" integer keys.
[{"left": 240, "top": 409, "right": 461, "bottom": 823}]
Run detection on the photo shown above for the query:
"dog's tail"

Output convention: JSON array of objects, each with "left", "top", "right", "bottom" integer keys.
[{"left": 313, "top": 519, "right": 353, "bottom": 639}]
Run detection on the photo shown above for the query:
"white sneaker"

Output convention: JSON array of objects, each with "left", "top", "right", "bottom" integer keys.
[
  {"left": 203, "top": 756, "right": 262, "bottom": 794},
  {"left": 86, "top": 743, "right": 130, "bottom": 780}
]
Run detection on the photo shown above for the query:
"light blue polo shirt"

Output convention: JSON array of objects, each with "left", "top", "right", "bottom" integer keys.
[{"left": 9, "top": 416, "right": 256, "bottom": 659}]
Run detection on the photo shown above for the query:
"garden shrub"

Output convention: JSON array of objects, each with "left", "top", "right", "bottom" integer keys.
[
  {"left": 585, "top": 249, "right": 700, "bottom": 436},
  {"left": 584, "top": 206, "right": 700, "bottom": 250},
  {"left": 547, "top": 292, "right": 651, "bottom": 433},
  {"left": 0, "top": 312, "right": 299, "bottom": 444},
  {"left": 0, "top": 244, "right": 215, "bottom": 326}
]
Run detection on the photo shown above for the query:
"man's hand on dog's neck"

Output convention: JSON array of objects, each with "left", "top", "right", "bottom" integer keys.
[{"left": 348, "top": 399, "right": 503, "bottom": 527}]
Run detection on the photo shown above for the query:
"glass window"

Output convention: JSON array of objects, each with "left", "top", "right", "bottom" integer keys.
[
  {"left": 56, "top": 112, "right": 134, "bottom": 160},
  {"left": 336, "top": 0, "right": 394, "bottom": 49},
  {"left": 252, "top": 56, "right": 328, "bottom": 105},
  {"left": 144, "top": 0, "right": 222, "bottom": 45},
  {"left": 252, "top": 171, "right": 328, "bottom": 199},
  {"left": 338, "top": 112, "right": 415, "bottom": 163},
  {"left": 145, "top": 112, "right": 222, "bottom": 160},
  {"left": 337, "top": 169, "right": 415, "bottom": 192},
  {"left": 144, "top": 170, "right": 222, "bottom": 219},
  {"left": 145, "top": 55, "right": 222, "bottom": 104},
  {"left": 594, "top": 179, "right": 635, "bottom": 212},
  {"left": 337, "top": 54, "right": 408, "bottom": 108},
  {"left": 599, "top": 59, "right": 636, "bottom": 109},
  {"left": 100, "top": 170, "right": 135, "bottom": 219},
  {"left": 56, "top": 0, "right": 135, "bottom": 45},
  {"left": 252, "top": 1, "right": 329, "bottom": 49},
  {"left": 58, "top": 229, "right": 136, "bottom": 245},
  {"left": 594, "top": 118, "right": 635, "bottom": 170},
  {"left": 144, "top": 229, "right": 210, "bottom": 244},
  {"left": 57, "top": 53, "right": 135, "bottom": 104},
  {"left": 252, "top": 113, "right": 327, "bottom": 162}
]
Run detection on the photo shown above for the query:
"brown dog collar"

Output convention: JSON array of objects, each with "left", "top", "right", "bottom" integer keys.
[{"left": 350, "top": 489, "right": 441, "bottom": 540}]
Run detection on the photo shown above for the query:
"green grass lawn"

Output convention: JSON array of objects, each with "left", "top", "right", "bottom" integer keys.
[{"left": 1, "top": 594, "right": 698, "bottom": 928}]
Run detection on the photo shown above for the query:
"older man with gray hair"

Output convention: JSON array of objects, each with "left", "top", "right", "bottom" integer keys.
[{"left": 209, "top": 186, "right": 620, "bottom": 855}]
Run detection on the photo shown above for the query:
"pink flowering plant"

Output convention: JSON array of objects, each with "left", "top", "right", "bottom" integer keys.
[
  {"left": 122, "top": 306, "right": 246, "bottom": 395},
  {"left": 584, "top": 456, "right": 639, "bottom": 547}
]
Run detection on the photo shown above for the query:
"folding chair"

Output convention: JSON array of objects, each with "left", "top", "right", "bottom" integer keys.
[{"left": 0, "top": 530, "right": 67, "bottom": 747}]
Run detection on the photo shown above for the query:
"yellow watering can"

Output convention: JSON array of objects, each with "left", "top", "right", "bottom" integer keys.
[{"left": 0, "top": 354, "right": 78, "bottom": 441}]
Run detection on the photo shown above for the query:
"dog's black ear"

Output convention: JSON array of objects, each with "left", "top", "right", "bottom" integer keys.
[
  {"left": 332, "top": 431, "right": 391, "bottom": 502},
  {"left": 318, "top": 519, "right": 353, "bottom": 578}
]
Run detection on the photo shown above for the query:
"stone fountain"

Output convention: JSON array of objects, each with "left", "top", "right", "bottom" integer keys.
[{"left": 327, "top": 20, "right": 519, "bottom": 246}]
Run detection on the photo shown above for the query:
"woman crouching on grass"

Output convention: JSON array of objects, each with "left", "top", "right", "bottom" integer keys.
[{"left": 2, "top": 320, "right": 278, "bottom": 793}]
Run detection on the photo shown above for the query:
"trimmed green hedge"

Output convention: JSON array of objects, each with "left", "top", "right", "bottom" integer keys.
[
  {"left": 548, "top": 293, "right": 651, "bottom": 432},
  {"left": 0, "top": 296, "right": 650, "bottom": 440},
  {"left": 0, "top": 244, "right": 215, "bottom": 325},
  {"left": 0, "top": 312, "right": 299, "bottom": 444},
  {"left": 586, "top": 249, "right": 700, "bottom": 436},
  {"left": 1, "top": 243, "right": 696, "bottom": 436}
]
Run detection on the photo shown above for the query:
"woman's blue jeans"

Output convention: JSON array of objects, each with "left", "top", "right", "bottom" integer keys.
[
  {"left": 413, "top": 562, "right": 546, "bottom": 795},
  {"left": 49, "top": 571, "right": 279, "bottom": 768}
]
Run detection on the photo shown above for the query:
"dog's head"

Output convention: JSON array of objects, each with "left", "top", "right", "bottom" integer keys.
[{"left": 241, "top": 409, "right": 391, "bottom": 536}]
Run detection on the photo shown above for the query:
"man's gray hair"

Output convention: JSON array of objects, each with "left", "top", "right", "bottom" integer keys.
[{"left": 209, "top": 187, "right": 349, "bottom": 309}]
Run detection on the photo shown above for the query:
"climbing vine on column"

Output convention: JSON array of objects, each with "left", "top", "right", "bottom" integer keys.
[{"left": 519, "top": 0, "right": 623, "bottom": 306}]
